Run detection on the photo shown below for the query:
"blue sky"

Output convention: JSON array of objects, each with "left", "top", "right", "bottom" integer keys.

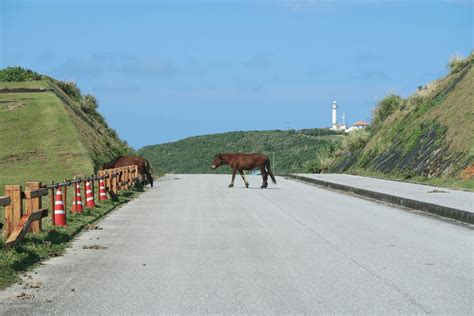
[{"left": 1, "top": 0, "right": 472, "bottom": 148}]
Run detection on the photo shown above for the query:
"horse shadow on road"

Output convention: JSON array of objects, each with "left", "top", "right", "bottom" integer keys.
[{"left": 229, "top": 187, "right": 280, "bottom": 190}]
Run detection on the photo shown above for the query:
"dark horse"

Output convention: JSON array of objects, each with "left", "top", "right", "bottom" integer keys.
[
  {"left": 102, "top": 156, "right": 153, "bottom": 187},
  {"left": 211, "top": 153, "right": 276, "bottom": 189}
]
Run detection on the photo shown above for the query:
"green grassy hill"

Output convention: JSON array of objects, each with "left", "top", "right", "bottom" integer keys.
[
  {"left": 0, "top": 68, "right": 133, "bottom": 195},
  {"left": 328, "top": 53, "right": 474, "bottom": 189},
  {"left": 139, "top": 129, "right": 341, "bottom": 174}
]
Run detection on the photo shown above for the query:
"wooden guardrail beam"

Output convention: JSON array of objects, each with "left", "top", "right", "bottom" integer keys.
[
  {"left": 0, "top": 196, "right": 11, "bottom": 207},
  {"left": 24, "top": 187, "right": 48, "bottom": 199},
  {"left": 5, "top": 208, "right": 48, "bottom": 248}
]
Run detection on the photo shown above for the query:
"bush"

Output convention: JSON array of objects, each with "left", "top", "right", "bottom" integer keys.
[
  {"left": 80, "top": 94, "right": 98, "bottom": 113},
  {"left": 448, "top": 54, "right": 468, "bottom": 74},
  {"left": 0, "top": 66, "right": 42, "bottom": 82},
  {"left": 305, "top": 160, "right": 320, "bottom": 173},
  {"left": 57, "top": 80, "right": 81, "bottom": 101},
  {"left": 370, "top": 94, "right": 402, "bottom": 132},
  {"left": 305, "top": 142, "right": 340, "bottom": 173},
  {"left": 319, "top": 156, "right": 337, "bottom": 171},
  {"left": 341, "top": 129, "right": 370, "bottom": 153}
]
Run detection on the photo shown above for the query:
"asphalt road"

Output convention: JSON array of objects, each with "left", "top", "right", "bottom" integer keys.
[{"left": 0, "top": 175, "right": 472, "bottom": 315}]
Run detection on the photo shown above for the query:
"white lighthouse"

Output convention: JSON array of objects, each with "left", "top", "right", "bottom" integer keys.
[{"left": 331, "top": 100, "right": 338, "bottom": 130}]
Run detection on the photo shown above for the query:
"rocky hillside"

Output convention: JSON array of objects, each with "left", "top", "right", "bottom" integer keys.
[{"left": 330, "top": 54, "right": 473, "bottom": 188}]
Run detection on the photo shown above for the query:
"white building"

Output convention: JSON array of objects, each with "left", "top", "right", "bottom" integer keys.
[
  {"left": 345, "top": 120, "right": 369, "bottom": 133},
  {"left": 329, "top": 100, "right": 368, "bottom": 132},
  {"left": 330, "top": 101, "right": 347, "bottom": 131}
]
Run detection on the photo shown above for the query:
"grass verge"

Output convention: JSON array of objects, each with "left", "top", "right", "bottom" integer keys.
[{"left": 0, "top": 189, "right": 140, "bottom": 289}]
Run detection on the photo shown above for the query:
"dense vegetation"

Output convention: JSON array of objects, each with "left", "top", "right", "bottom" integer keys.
[
  {"left": 139, "top": 129, "right": 342, "bottom": 174},
  {"left": 0, "top": 66, "right": 42, "bottom": 82},
  {"left": 315, "top": 53, "right": 473, "bottom": 190}
]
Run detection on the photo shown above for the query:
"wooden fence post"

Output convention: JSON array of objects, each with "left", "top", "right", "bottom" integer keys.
[
  {"left": 50, "top": 182, "right": 55, "bottom": 226},
  {"left": 62, "top": 180, "right": 68, "bottom": 213},
  {"left": 97, "top": 171, "right": 102, "bottom": 202},
  {"left": 90, "top": 175, "right": 95, "bottom": 200},
  {"left": 83, "top": 180, "right": 87, "bottom": 203},
  {"left": 115, "top": 169, "right": 120, "bottom": 197},
  {"left": 123, "top": 168, "right": 127, "bottom": 189},
  {"left": 25, "top": 182, "right": 42, "bottom": 233},
  {"left": 112, "top": 171, "right": 118, "bottom": 194},
  {"left": 4, "top": 185, "right": 23, "bottom": 239},
  {"left": 104, "top": 171, "right": 110, "bottom": 192},
  {"left": 102, "top": 170, "right": 107, "bottom": 190},
  {"left": 116, "top": 170, "right": 121, "bottom": 191},
  {"left": 97, "top": 174, "right": 102, "bottom": 202},
  {"left": 124, "top": 168, "right": 129, "bottom": 189}
]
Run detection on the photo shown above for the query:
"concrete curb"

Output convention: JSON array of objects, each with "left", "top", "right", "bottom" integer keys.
[{"left": 285, "top": 174, "right": 474, "bottom": 225}]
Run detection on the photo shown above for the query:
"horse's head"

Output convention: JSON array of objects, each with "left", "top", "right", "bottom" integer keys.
[{"left": 211, "top": 154, "right": 224, "bottom": 169}]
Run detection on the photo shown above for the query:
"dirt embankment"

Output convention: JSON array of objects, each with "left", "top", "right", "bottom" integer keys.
[{"left": 0, "top": 88, "right": 50, "bottom": 94}]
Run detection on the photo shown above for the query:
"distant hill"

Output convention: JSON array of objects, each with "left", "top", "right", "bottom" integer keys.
[
  {"left": 328, "top": 53, "right": 473, "bottom": 189},
  {"left": 0, "top": 67, "right": 133, "bottom": 194},
  {"left": 139, "top": 129, "right": 342, "bottom": 174}
]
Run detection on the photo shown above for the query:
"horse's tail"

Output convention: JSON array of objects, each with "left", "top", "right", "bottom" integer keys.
[
  {"left": 265, "top": 159, "right": 276, "bottom": 184},
  {"left": 144, "top": 158, "right": 151, "bottom": 171}
]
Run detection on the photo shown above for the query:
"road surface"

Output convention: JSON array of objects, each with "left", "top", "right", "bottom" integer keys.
[{"left": 0, "top": 175, "right": 472, "bottom": 314}]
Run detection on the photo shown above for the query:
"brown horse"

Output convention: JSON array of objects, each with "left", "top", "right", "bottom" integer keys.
[
  {"left": 211, "top": 153, "right": 276, "bottom": 188},
  {"left": 102, "top": 156, "right": 153, "bottom": 187}
]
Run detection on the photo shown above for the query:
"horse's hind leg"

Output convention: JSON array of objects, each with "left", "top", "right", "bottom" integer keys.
[
  {"left": 259, "top": 166, "right": 268, "bottom": 189},
  {"left": 239, "top": 170, "right": 249, "bottom": 188},
  {"left": 229, "top": 169, "right": 237, "bottom": 188}
]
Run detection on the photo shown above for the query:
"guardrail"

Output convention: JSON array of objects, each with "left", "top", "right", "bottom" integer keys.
[{"left": 1, "top": 165, "right": 139, "bottom": 248}]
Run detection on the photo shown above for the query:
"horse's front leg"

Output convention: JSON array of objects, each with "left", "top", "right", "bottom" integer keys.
[
  {"left": 229, "top": 169, "right": 237, "bottom": 188},
  {"left": 239, "top": 170, "right": 249, "bottom": 188}
]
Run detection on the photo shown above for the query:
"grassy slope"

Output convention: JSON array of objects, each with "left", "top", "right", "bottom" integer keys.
[
  {"left": 139, "top": 130, "right": 341, "bottom": 174},
  {"left": 0, "top": 82, "right": 93, "bottom": 193},
  {"left": 331, "top": 55, "right": 473, "bottom": 190},
  {"left": 0, "top": 78, "right": 134, "bottom": 234},
  {"left": 0, "top": 79, "right": 132, "bottom": 195}
]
